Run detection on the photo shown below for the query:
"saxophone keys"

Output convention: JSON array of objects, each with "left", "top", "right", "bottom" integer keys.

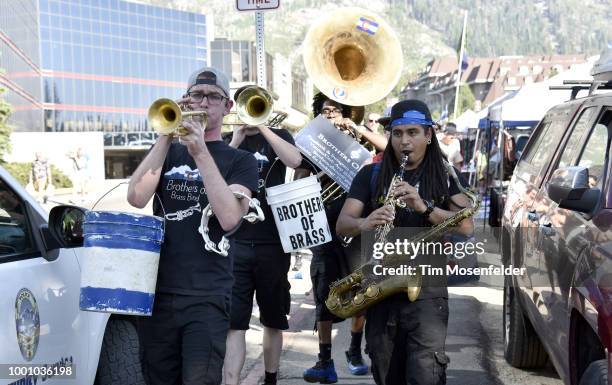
[
  {"left": 326, "top": 296, "right": 340, "bottom": 310},
  {"left": 353, "top": 293, "right": 365, "bottom": 305},
  {"left": 365, "top": 286, "right": 380, "bottom": 298},
  {"left": 406, "top": 286, "right": 420, "bottom": 302},
  {"left": 406, "top": 273, "right": 422, "bottom": 302}
]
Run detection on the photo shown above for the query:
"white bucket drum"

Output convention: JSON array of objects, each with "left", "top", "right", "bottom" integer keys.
[
  {"left": 79, "top": 211, "right": 164, "bottom": 316},
  {"left": 266, "top": 175, "right": 332, "bottom": 253}
]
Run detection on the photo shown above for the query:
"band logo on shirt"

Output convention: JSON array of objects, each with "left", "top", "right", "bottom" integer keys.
[
  {"left": 253, "top": 152, "right": 269, "bottom": 190},
  {"left": 163, "top": 165, "right": 206, "bottom": 220}
]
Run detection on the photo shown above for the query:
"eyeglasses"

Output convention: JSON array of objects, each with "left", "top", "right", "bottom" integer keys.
[
  {"left": 186, "top": 91, "right": 227, "bottom": 105},
  {"left": 321, "top": 107, "right": 342, "bottom": 116}
]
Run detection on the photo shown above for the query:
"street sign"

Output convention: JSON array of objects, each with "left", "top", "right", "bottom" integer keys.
[{"left": 236, "top": 0, "right": 280, "bottom": 12}]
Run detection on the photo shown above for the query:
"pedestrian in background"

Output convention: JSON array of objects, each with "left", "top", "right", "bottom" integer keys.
[
  {"left": 30, "top": 151, "right": 52, "bottom": 203},
  {"left": 68, "top": 148, "right": 89, "bottom": 201}
]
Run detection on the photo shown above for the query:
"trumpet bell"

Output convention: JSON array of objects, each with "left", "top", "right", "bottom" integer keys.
[
  {"left": 236, "top": 86, "right": 274, "bottom": 126},
  {"left": 148, "top": 98, "right": 182, "bottom": 135},
  {"left": 147, "top": 98, "right": 207, "bottom": 136},
  {"left": 303, "top": 7, "right": 403, "bottom": 106}
]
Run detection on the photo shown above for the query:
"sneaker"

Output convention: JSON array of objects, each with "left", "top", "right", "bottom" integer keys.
[
  {"left": 303, "top": 359, "right": 338, "bottom": 384},
  {"left": 345, "top": 350, "right": 368, "bottom": 375}
]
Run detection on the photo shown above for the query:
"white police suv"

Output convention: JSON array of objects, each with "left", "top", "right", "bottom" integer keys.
[{"left": 0, "top": 166, "right": 143, "bottom": 385}]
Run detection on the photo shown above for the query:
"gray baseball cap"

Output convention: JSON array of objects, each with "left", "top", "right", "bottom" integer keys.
[{"left": 186, "top": 67, "right": 230, "bottom": 97}]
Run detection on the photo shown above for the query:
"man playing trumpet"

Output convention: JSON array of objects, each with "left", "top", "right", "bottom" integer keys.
[
  {"left": 223, "top": 85, "right": 302, "bottom": 385},
  {"left": 128, "top": 67, "right": 258, "bottom": 385}
]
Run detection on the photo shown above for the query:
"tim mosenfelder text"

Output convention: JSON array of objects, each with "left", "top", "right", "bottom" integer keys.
[{"left": 372, "top": 264, "right": 526, "bottom": 277}]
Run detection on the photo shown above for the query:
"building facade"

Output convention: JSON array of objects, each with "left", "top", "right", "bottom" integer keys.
[
  {"left": 211, "top": 38, "right": 311, "bottom": 129},
  {"left": 1, "top": 0, "right": 213, "bottom": 178},
  {"left": 0, "top": 0, "right": 43, "bottom": 132},
  {"left": 39, "top": 0, "right": 211, "bottom": 138},
  {"left": 211, "top": 38, "right": 275, "bottom": 92},
  {"left": 402, "top": 54, "right": 588, "bottom": 117}
]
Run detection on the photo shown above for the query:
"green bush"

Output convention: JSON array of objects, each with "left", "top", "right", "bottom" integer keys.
[{"left": 2, "top": 162, "right": 73, "bottom": 188}]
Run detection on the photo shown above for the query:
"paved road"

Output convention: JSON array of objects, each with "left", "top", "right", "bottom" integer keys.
[
  {"left": 236, "top": 227, "right": 563, "bottom": 385},
  {"left": 238, "top": 256, "right": 562, "bottom": 385}
]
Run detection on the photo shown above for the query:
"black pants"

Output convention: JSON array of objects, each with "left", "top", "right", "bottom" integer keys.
[
  {"left": 310, "top": 237, "right": 347, "bottom": 323},
  {"left": 366, "top": 295, "right": 450, "bottom": 385},
  {"left": 138, "top": 293, "right": 230, "bottom": 385}
]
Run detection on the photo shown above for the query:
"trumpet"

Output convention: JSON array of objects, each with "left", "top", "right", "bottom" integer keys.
[
  {"left": 235, "top": 85, "right": 274, "bottom": 126},
  {"left": 148, "top": 98, "right": 207, "bottom": 136}
]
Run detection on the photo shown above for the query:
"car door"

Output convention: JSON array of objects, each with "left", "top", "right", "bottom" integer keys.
[
  {"left": 534, "top": 105, "right": 606, "bottom": 380},
  {"left": 0, "top": 171, "right": 89, "bottom": 384},
  {"left": 512, "top": 115, "right": 567, "bottom": 324}
]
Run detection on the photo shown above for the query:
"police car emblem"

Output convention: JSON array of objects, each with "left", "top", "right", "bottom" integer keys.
[{"left": 15, "top": 288, "right": 40, "bottom": 361}]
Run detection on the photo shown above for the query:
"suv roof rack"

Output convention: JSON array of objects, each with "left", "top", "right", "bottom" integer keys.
[
  {"left": 549, "top": 47, "right": 612, "bottom": 100},
  {"left": 549, "top": 80, "right": 612, "bottom": 100}
]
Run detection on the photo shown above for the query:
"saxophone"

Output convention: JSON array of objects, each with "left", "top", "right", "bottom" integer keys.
[
  {"left": 374, "top": 154, "right": 409, "bottom": 244},
  {"left": 326, "top": 160, "right": 480, "bottom": 319}
]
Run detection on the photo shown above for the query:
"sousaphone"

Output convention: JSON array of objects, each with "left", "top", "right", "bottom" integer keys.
[{"left": 303, "top": 7, "right": 403, "bottom": 106}]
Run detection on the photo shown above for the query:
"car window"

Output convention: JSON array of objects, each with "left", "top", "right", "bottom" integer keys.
[
  {"left": 576, "top": 112, "right": 611, "bottom": 188},
  {"left": 558, "top": 107, "right": 595, "bottom": 168},
  {"left": 515, "top": 135, "right": 529, "bottom": 158},
  {"left": 521, "top": 120, "right": 550, "bottom": 165},
  {"left": 0, "top": 179, "right": 36, "bottom": 258},
  {"left": 524, "top": 119, "right": 565, "bottom": 174}
]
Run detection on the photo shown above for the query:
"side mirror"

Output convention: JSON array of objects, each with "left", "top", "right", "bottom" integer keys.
[
  {"left": 48, "top": 205, "right": 86, "bottom": 248},
  {"left": 547, "top": 166, "right": 600, "bottom": 212}
]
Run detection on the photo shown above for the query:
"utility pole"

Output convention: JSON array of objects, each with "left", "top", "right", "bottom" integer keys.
[{"left": 453, "top": 10, "right": 468, "bottom": 120}]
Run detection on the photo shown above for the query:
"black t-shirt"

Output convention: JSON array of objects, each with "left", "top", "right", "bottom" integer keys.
[
  {"left": 347, "top": 162, "right": 469, "bottom": 299},
  {"left": 153, "top": 141, "right": 258, "bottom": 297},
  {"left": 225, "top": 128, "right": 296, "bottom": 244},
  {"left": 348, "top": 163, "right": 466, "bottom": 220}
]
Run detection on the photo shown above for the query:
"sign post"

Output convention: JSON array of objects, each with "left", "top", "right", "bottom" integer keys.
[
  {"left": 235, "top": 1, "right": 280, "bottom": 88},
  {"left": 255, "top": 11, "right": 266, "bottom": 88}
]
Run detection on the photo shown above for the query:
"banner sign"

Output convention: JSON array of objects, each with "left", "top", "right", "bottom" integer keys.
[{"left": 295, "top": 116, "right": 371, "bottom": 192}]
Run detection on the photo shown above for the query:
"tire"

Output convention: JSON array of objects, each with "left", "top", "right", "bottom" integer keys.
[
  {"left": 95, "top": 319, "right": 145, "bottom": 385},
  {"left": 503, "top": 278, "right": 547, "bottom": 368},
  {"left": 579, "top": 359, "right": 607, "bottom": 385}
]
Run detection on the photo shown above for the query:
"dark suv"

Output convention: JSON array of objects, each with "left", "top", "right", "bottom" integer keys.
[{"left": 501, "top": 55, "right": 612, "bottom": 385}]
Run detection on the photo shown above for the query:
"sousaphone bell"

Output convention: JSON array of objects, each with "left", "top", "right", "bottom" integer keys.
[{"left": 302, "top": 7, "right": 403, "bottom": 106}]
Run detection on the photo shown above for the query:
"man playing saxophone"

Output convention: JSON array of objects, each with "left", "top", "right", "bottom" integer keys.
[{"left": 336, "top": 100, "right": 474, "bottom": 385}]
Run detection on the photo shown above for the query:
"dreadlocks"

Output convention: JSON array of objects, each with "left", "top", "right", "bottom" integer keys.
[{"left": 372, "top": 124, "right": 451, "bottom": 219}]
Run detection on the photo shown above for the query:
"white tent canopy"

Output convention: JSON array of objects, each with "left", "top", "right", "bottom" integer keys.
[
  {"left": 453, "top": 109, "right": 478, "bottom": 132},
  {"left": 476, "top": 91, "right": 518, "bottom": 128}
]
